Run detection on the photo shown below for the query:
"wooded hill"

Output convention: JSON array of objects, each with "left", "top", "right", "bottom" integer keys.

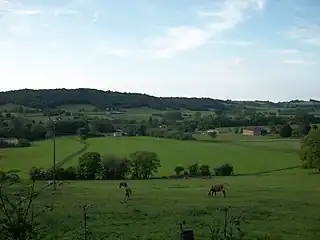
[{"left": 0, "top": 88, "right": 318, "bottom": 111}]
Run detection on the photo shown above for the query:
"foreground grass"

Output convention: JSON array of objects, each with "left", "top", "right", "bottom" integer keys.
[
  {"left": 64, "top": 137, "right": 300, "bottom": 176},
  {"left": 0, "top": 137, "right": 83, "bottom": 177},
  {"left": 25, "top": 170, "right": 320, "bottom": 239}
]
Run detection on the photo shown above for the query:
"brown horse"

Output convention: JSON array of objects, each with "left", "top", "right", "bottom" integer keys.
[{"left": 208, "top": 184, "right": 227, "bottom": 198}]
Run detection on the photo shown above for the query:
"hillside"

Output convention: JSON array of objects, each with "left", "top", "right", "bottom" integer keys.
[{"left": 0, "top": 88, "right": 299, "bottom": 111}]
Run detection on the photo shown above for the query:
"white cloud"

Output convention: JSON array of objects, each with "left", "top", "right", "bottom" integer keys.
[
  {"left": 282, "top": 59, "right": 315, "bottom": 65},
  {"left": 145, "top": 0, "right": 266, "bottom": 59},
  {"left": 12, "top": 9, "right": 40, "bottom": 15},
  {"left": 105, "top": 48, "right": 130, "bottom": 57},
  {"left": 97, "top": 43, "right": 131, "bottom": 57},
  {"left": 211, "top": 40, "right": 256, "bottom": 46},
  {"left": 54, "top": 9, "right": 80, "bottom": 17},
  {"left": 287, "top": 25, "right": 320, "bottom": 46},
  {"left": 274, "top": 49, "right": 299, "bottom": 54}
]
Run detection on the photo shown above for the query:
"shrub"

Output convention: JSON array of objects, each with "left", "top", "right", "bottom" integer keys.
[
  {"left": 279, "top": 124, "right": 292, "bottom": 138},
  {"left": 199, "top": 164, "right": 211, "bottom": 176},
  {"left": 174, "top": 165, "right": 185, "bottom": 176},
  {"left": 17, "top": 138, "right": 31, "bottom": 147},
  {"left": 188, "top": 162, "right": 200, "bottom": 176},
  {"left": 214, "top": 163, "right": 234, "bottom": 176}
]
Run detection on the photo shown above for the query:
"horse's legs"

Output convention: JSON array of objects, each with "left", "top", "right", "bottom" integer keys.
[
  {"left": 214, "top": 191, "right": 217, "bottom": 196},
  {"left": 222, "top": 190, "right": 226, "bottom": 198}
]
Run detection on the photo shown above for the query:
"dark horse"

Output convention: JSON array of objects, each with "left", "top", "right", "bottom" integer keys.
[
  {"left": 119, "top": 181, "right": 128, "bottom": 188},
  {"left": 208, "top": 184, "right": 227, "bottom": 198},
  {"left": 119, "top": 181, "right": 132, "bottom": 200}
]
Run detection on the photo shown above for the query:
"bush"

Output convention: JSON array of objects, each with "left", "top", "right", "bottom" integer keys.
[
  {"left": 279, "top": 124, "right": 292, "bottom": 138},
  {"left": 17, "top": 138, "right": 31, "bottom": 147},
  {"left": 214, "top": 163, "right": 234, "bottom": 176},
  {"left": 199, "top": 164, "right": 211, "bottom": 176},
  {"left": 174, "top": 165, "right": 184, "bottom": 176},
  {"left": 188, "top": 162, "right": 200, "bottom": 176}
]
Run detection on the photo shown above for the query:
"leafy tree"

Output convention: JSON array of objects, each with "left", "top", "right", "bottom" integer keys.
[
  {"left": 279, "top": 124, "right": 292, "bottom": 138},
  {"left": 199, "top": 164, "right": 211, "bottom": 176},
  {"left": 188, "top": 162, "right": 200, "bottom": 176},
  {"left": 299, "top": 123, "right": 311, "bottom": 136},
  {"left": 78, "top": 152, "right": 101, "bottom": 179},
  {"left": 300, "top": 128, "right": 320, "bottom": 171},
  {"left": 102, "top": 154, "right": 131, "bottom": 179},
  {"left": 163, "top": 111, "right": 183, "bottom": 121},
  {"left": 214, "top": 164, "right": 234, "bottom": 176},
  {"left": 174, "top": 165, "right": 184, "bottom": 176},
  {"left": 129, "top": 151, "right": 161, "bottom": 179}
]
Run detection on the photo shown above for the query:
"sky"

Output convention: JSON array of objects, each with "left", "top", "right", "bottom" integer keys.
[{"left": 0, "top": 0, "right": 320, "bottom": 101}]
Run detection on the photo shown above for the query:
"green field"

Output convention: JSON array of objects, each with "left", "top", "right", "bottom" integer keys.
[
  {"left": 21, "top": 172, "right": 320, "bottom": 240},
  {"left": 1, "top": 136, "right": 301, "bottom": 177},
  {"left": 0, "top": 137, "right": 84, "bottom": 177},
  {"left": 1, "top": 135, "right": 319, "bottom": 239}
]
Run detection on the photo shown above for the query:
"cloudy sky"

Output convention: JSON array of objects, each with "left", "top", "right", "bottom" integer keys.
[{"left": 0, "top": 0, "right": 319, "bottom": 101}]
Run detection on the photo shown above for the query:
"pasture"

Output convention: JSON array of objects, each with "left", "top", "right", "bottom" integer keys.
[
  {"left": 25, "top": 172, "right": 320, "bottom": 240},
  {"left": 1, "top": 135, "right": 301, "bottom": 177},
  {"left": 0, "top": 137, "right": 85, "bottom": 177},
  {"left": 1, "top": 135, "right": 319, "bottom": 239}
]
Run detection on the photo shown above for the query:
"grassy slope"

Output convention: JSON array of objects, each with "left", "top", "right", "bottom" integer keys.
[
  {"left": 0, "top": 137, "right": 83, "bottom": 177},
  {"left": 35, "top": 171, "right": 320, "bottom": 239},
  {"left": 64, "top": 136, "right": 300, "bottom": 176}
]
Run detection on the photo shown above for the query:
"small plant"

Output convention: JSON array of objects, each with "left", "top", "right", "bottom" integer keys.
[
  {"left": 0, "top": 170, "right": 54, "bottom": 240},
  {"left": 208, "top": 206, "right": 245, "bottom": 240}
]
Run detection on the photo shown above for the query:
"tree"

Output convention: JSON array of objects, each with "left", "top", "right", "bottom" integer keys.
[
  {"left": 299, "top": 123, "right": 311, "bottom": 136},
  {"left": 129, "top": 151, "right": 161, "bottom": 179},
  {"left": 78, "top": 152, "right": 101, "bottom": 179},
  {"left": 300, "top": 128, "right": 320, "bottom": 171},
  {"left": 199, "top": 164, "right": 211, "bottom": 176},
  {"left": 174, "top": 165, "right": 184, "bottom": 176},
  {"left": 102, "top": 154, "right": 131, "bottom": 179},
  {"left": 214, "top": 163, "right": 234, "bottom": 176},
  {"left": 279, "top": 124, "right": 292, "bottom": 138},
  {"left": 188, "top": 162, "right": 200, "bottom": 176}
]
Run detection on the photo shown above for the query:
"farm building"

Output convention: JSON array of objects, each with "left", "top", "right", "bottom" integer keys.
[
  {"left": 4, "top": 138, "right": 19, "bottom": 145},
  {"left": 206, "top": 129, "right": 219, "bottom": 134},
  {"left": 112, "top": 130, "right": 127, "bottom": 137},
  {"left": 242, "top": 127, "right": 265, "bottom": 136}
]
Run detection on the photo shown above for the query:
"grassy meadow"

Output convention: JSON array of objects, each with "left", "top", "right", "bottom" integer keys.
[
  {"left": 1, "top": 135, "right": 301, "bottom": 177},
  {"left": 1, "top": 133, "right": 319, "bottom": 239},
  {"left": 29, "top": 172, "right": 320, "bottom": 240},
  {"left": 0, "top": 137, "right": 85, "bottom": 177}
]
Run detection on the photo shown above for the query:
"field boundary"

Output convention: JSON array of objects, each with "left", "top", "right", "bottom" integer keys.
[
  {"left": 234, "top": 165, "right": 301, "bottom": 176},
  {"left": 56, "top": 138, "right": 89, "bottom": 168},
  {"left": 198, "top": 139, "right": 300, "bottom": 154}
]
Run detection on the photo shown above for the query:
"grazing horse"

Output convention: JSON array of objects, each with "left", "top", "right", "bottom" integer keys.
[
  {"left": 119, "top": 181, "right": 132, "bottom": 201},
  {"left": 208, "top": 184, "right": 227, "bottom": 198},
  {"left": 119, "top": 181, "right": 128, "bottom": 188}
]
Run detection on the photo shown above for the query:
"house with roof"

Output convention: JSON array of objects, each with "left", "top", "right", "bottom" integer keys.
[{"left": 242, "top": 126, "right": 266, "bottom": 136}]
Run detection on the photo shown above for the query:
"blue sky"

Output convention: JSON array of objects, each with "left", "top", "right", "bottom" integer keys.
[{"left": 0, "top": 0, "right": 319, "bottom": 101}]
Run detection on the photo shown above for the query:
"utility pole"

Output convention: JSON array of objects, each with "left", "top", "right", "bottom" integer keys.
[{"left": 52, "top": 119, "right": 57, "bottom": 191}]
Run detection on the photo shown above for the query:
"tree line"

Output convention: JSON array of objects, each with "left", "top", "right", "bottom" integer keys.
[
  {"left": 29, "top": 149, "right": 236, "bottom": 181},
  {"left": 0, "top": 110, "right": 318, "bottom": 147}
]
